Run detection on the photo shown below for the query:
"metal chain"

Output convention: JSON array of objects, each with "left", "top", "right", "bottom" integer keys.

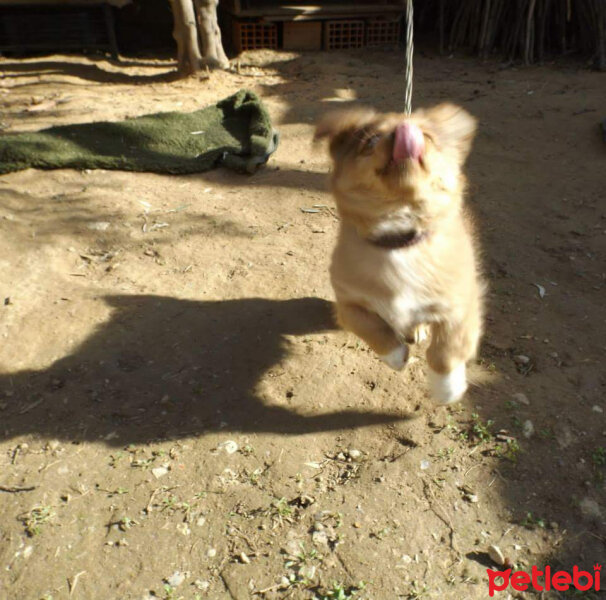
[{"left": 404, "top": 0, "right": 414, "bottom": 115}]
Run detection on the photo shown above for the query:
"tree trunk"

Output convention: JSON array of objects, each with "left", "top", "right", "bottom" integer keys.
[
  {"left": 169, "top": 0, "right": 204, "bottom": 75},
  {"left": 598, "top": 0, "right": 606, "bottom": 70},
  {"left": 524, "top": 0, "right": 537, "bottom": 64},
  {"left": 194, "top": 0, "right": 230, "bottom": 69}
]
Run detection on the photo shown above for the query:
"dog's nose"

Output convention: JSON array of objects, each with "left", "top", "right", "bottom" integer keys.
[{"left": 393, "top": 122, "right": 425, "bottom": 163}]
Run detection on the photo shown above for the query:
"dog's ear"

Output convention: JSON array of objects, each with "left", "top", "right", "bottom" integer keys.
[
  {"left": 420, "top": 104, "right": 477, "bottom": 163},
  {"left": 315, "top": 108, "right": 376, "bottom": 159},
  {"left": 314, "top": 108, "right": 376, "bottom": 141}
]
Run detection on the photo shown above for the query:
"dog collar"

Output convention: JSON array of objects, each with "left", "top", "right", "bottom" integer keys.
[{"left": 367, "top": 229, "right": 429, "bottom": 250}]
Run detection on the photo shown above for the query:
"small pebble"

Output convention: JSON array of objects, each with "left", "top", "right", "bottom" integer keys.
[
  {"left": 488, "top": 544, "right": 505, "bottom": 566},
  {"left": 513, "top": 355, "right": 530, "bottom": 365},
  {"left": 312, "top": 530, "right": 329, "bottom": 546},
  {"left": 464, "top": 493, "right": 479, "bottom": 503},
  {"left": 87, "top": 221, "right": 110, "bottom": 231},
  {"left": 166, "top": 571, "right": 185, "bottom": 588},
  {"left": 218, "top": 440, "right": 238, "bottom": 455},
  {"left": 592, "top": 405, "right": 603, "bottom": 413},
  {"left": 295, "top": 494, "right": 315, "bottom": 507},
  {"left": 348, "top": 449, "right": 363, "bottom": 461},
  {"left": 579, "top": 497, "right": 602, "bottom": 518},
  {"left": 284, "top": 539, "right": 302, "bottom": 556},
  {"left": 207, "top": 548, "right": 217, "bottom": 558},
  {"left": 523, "top": 420, "right": 534, "bottom": 438},
  {"left": 513, "top": 392, "right": 530, "bottom": 406},
  {"left": 152, "top": 466, "right": 169, "bottom": 479},
  {"left": 194, "top": 580, "right": 210, "bottom": 592},
  {"left": 300, "top": 565, "right": 316, "bottom": 580},
  {"left": 239, "top": 552, "right": 250, "bottom": 564}
]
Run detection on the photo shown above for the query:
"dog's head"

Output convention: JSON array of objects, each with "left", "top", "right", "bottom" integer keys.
[{"left": 315, "top": 104, "right": 477, "bottom": 237}]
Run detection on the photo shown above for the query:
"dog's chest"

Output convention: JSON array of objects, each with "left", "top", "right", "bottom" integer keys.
[
  {"left": 332, "top": 243, "right": 441, "bottom": 332},
  {"left": 374, "top": 252, "right": 438, "bottom": 330}
]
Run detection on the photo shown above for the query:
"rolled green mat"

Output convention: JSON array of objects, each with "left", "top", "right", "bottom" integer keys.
[{"left": 0, "top": 89, "right": 278, "bottom": 176}]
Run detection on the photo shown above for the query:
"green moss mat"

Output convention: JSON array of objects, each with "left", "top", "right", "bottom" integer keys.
[{"left": 0, "top": 89, "right": 278, "bottom": 175}]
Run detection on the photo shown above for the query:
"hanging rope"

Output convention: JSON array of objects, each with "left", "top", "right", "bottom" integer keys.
[{"left": 404, "top": 0, "right": 414, "bottom": 115}]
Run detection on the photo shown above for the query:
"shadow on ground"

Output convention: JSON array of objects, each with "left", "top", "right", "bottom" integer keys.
[
  {"left": 197, "top": 163, "right": 330, "bottom": 193},
  {"left": 0, "top": 57, "right": 178, "bottom": 86},
  {"left": 0, "top": 295, "right": 409, "bottom": 445}
]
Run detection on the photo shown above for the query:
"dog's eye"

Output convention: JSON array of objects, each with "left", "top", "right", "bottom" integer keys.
[{"left": 361, "top": 133, "right": 382, "bottom": 154}]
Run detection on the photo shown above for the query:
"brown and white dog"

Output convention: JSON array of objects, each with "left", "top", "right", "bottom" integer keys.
[{"left": 316, "top": 103, "right": 484, "bottom": 405}]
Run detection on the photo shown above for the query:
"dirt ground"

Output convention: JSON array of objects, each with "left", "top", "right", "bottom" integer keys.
[{"left": 0, "top": 48, "right": 605, "bottom": 600}]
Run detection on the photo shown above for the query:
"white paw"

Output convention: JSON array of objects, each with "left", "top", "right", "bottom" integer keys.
[
  {"left": 413, "top": 325, "right": 429, "bottom": 344},
  {"left": 427, "top": 363, "right": 467, "bottom": 405},
  {"left": 379, "top": 345, "right": 409, "bottom": 370}
]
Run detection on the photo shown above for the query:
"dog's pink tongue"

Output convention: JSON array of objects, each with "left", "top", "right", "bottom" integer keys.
[{"left": 393, "top": 122, "right": 425, "bottom": 162}]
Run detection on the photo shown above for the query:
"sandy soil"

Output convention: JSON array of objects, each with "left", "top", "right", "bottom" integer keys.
[{"left": 0, "top": 50, "right": 605, "bottom": 600}]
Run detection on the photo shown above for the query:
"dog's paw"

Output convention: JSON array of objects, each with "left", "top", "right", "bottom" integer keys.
[
  {"left": 427, "top": 363, "right": 467, "bottom": 405},
  {"left": 405, "top": 325, "right": 429, "bottom": 344},
  {"left": 379, "top": 345, "right": 409, "bottom": 370},
  {"left": 413, "top": 324, "right": 429, "bottom": 344}
]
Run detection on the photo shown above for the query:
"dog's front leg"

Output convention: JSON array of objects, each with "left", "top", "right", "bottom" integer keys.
[{"left": 335, "top": 302, "right": 408, "bottom": 370}]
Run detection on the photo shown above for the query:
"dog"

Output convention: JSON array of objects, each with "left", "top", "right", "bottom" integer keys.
[{"left": 315, "top": 103, "right": 484, "bottom": 405}]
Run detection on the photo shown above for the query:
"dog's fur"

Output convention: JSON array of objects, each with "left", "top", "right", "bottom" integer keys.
[{"left": 316, "top": 103, "right": 484, "bottom": 404}]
